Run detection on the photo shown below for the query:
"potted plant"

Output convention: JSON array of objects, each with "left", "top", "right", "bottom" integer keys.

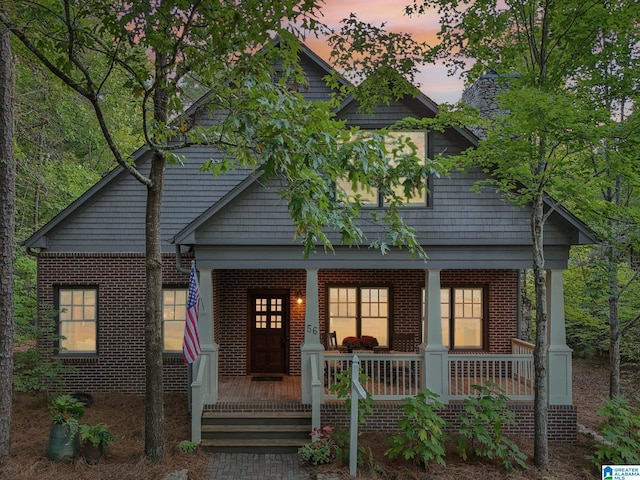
[
  {"left": 46, "top": 394, "right": 86, "bottom": 461},
  {"left": 342, "top": 336, "right": 360, "bottom": 353},
  {"left": 80, "top": 423, "right": 116, "bottom": 464}
]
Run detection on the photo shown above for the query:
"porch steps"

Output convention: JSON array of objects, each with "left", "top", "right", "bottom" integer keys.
[{"left": 201, "top": 411, "right": 312, "bottom": 453}]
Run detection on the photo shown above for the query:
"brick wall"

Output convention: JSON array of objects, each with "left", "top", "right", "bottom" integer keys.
[
  {"left": 37, "top": 254, "right": 518, "bottom": 392},
  {"left": 321, "top": 402, "right": 577, "bottom": 443},
  {"left": 38, "top": 252, "right": 192, "bottom": 394}
]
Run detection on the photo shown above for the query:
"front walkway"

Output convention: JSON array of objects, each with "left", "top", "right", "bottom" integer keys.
[{"left": 206, "top": 453, "right": 312, "bottom": 480}]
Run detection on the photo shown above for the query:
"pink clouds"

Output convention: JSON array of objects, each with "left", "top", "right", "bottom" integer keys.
[{"left": 304, "top": 0, "right": 465, "bottom": 104}]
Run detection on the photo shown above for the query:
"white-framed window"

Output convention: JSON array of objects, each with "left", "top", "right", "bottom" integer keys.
[
  {"left": 328, "top": 286, "right": 390, "bottom": 347},
  {"left": 423, "top": 287, "right": 485, "bottom": 350},
  {"left": 337, "top": 131, "right": 429, "bottom": 207},
  {"left": 57, "top": 288, "right": 97, "bottom": 353},
  {"left": 163, "top": 288, "right": 187, "bottom": 352}
]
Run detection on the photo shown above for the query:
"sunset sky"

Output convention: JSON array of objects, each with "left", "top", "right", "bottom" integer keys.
[{"left": 303, "top": 0, "right": 466, "bottom": 104}]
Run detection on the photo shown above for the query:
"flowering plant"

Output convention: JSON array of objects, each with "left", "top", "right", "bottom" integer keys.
[
  {"left": 341, "top": 336, "right": 361, "bottom": 349},
  {"left": 359, "top": 335, "right": 379, "bottom": 349},
  {"left": 298, "top": 426, "right": 335, "bottom": 465}
]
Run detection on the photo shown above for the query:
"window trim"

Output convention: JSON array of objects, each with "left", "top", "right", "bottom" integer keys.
[
  {"left": 326, "top": 284, "right": 392, "bottom": 347},
  {"left": 162, "top": 285, "right": 188, "bottom": 354},
  {"left": 54, "top": 286, "right": 99, "bottom": 356}
]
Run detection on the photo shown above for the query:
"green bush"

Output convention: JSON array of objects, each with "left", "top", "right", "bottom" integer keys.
[
  {"left": 385, "top": 389, "right": 448, "bottom": 470},
  {"left": 589, "top": 396, "right": 640, "bottom": 467},
  {"left": 13, "top": 323, "right": 69, "bottom": 396},
  {"left": 298, "top": 426, "right": 335, "bottom": 465},
  {"left": 455, "top": 383, "right": 527, "bottom": 471}
]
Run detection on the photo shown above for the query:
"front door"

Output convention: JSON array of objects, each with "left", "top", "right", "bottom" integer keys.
[{"left": 249, "top": 294, "right": 288, "bottom": 374}]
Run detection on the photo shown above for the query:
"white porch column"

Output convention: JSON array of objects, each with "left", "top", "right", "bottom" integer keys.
[
  {"left": 301, "top": 268, "right": 323, "bottom": 404},
  {"left": 546, "top": 269, "right": 572, "bottom": 405},
  {"left": 197, "top": 268, "right": 218, "bottom": 403},
  {"left": 421, "top": 269, "right": 448, "bottom": 401}
]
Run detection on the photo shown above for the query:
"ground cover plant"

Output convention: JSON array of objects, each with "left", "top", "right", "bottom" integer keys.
[{"left": 1, "top": 358, "right": 634, "bottom": 479}]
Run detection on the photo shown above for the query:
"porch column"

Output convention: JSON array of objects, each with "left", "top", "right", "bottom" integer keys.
[
  {"left": 546, "top": 269, "right": 572, "bottom": 405},
  {"left": 421, "top": 269, "right": 448, "bottom": 401},
  {"left": 198, "top": 268, "right": 218, "bottom": 404},
  {"left": 301, "top": 268, "right": 323, "bottom": 404}
]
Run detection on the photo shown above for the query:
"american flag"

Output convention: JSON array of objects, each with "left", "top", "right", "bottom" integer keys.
[{"left": 182, "top": 265, "right": 201, "bottom": 364}]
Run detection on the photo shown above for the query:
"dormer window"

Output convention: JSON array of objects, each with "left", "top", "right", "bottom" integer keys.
[{"left": 337, "top": 131, "right": 430, "bottom": 207}]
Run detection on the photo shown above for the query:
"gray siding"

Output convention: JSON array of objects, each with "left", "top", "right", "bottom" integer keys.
[{"left": 41, "top": 148, "right": 251, "bottom": 252}]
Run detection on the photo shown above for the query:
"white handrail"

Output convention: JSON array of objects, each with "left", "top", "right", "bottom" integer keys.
[{"left": 190, "top": 353, "right": 208, "bottom": 443}]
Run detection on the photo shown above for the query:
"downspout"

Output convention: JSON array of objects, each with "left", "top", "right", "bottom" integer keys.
[{"left": 174, "top": 243, "right": 190, "bottom": 274}]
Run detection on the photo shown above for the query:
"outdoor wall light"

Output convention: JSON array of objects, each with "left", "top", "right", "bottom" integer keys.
[{"left": 295, "top": 291, "right": 303, "bottom": 304}]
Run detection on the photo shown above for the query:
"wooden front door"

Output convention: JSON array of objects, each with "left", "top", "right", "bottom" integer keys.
[{"left": 249, "top": 294, "right": 288, "bottom": 374}]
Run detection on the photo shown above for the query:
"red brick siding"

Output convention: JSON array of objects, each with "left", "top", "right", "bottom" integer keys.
[
  {"left": 38, "top": 253, "right": 192, "bottom": 394},
  {"left": 37, "top": 255, "right": 518, "bottom": 392},
  {"left": 321, "top": 402, "right": 576, "bottom": 443}
]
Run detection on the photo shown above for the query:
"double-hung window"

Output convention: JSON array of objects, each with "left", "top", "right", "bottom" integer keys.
[
  {"left": 163, "top": 288, "right": 187, "bottom": 352},
  {"left": 328, "top": 286, "right": 390, "bottom": 347},
  {"left": 423, "top": 287, "right": 486, "bottom": 350},
  {"left": 337, "top": 131, "right": 430, "bottom": 207},
  {"left": 57, "top": 288, "right": 97, "bottom": 354}
]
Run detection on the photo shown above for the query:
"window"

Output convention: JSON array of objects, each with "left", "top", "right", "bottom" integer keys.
[
  {"left": 57, "top": 288, "right": 97, "bottom": 353},
  {"left": 337, "top": 131, "right": 429, "bottom": 207},
  {"left": 423, "top": 287, "right": 485, "bottom": 350},
  {"left": 328, "top": 287, "right": 389, "bottom": 347},
  {"left": 163, "top": 289, "right": 187, "bottom": 352}
]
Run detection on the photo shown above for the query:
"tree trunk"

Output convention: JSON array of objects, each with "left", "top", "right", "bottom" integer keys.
[
  {"left": 144, "top": 50, "right": 169, "bottom": 461},
  {"left": 0, "top": 18, "right": 15, "bottom": 466},
  {"left": 531, "top": 195, "right": 548, "bottom": 469},
  {"left": 144, "top": 152, "right": 165, "bottom": 461},
  {"left": 606, "top": 245, "right": 621, "bottom": 398}
]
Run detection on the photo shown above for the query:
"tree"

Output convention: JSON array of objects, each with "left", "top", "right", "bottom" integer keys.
[
  {"left": 0, "top": 13, "right": 16, "bottom": 465},
  {"left": 1, "top": 1, "right": 433, "bottom": 460},
  {"left": 407, "top": 0, "right": 603, "bottom": 468},
  {"left": 569, "top": 0, "right": 640, "bottom": 398}
]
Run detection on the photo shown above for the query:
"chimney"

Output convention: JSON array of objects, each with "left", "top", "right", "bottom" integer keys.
[{"left": 461, "top": 70, "right": 519, "bottom": 139}]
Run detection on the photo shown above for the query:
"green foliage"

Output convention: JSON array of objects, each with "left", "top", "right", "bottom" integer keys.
[
  {"left": 80, "top": 423, "right": 116, "bottom": 450},
  {"left": 12, "top": 322, "right": 69, "bottom": 396},
  {"left": 328, "top": 366, "right": 373, "bottom": 425},
  {"left": 177, "top": 440, "right": 198, "bottom": 454},
  {"left": 455, "top": 384, "right": 527, "bottom": 471},
  {"left": 385, "top": 389, "right": 448, "bottom": 470},
  {"left": 589, "top": 396, "right": 640, "bottom": 467},
  {"left": 49, "top": 394, "right": 85, "bottom": 439},
  {"left": 298, "top": 426, "right": 335, "bottom": 466}
]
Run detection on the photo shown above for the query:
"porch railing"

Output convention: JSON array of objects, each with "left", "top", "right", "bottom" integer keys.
[
  {"left": 190, "top": 352, "right": 209, "bottom": 443},
  {"left": 448, "top": 353, "right": 534, "bottom": 400},
  {"left": 512, "top": 338, "right": 535, "bottom": 355},
  {"left": 324, "top": 352, "right": 422, "bottom": 400}
]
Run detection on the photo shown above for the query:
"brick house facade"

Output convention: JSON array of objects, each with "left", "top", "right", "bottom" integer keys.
[{"left": 25, "top": 43, "right": 595, "bottom": 443}]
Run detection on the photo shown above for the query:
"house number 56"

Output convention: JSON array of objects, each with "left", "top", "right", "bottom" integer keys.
[{"left": 306, "top": 325, "right": 318, "bottom": 335}]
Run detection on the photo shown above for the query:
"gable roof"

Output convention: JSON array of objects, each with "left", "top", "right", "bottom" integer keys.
[{"left": 22, "top": 41, "right": 596, "bottom": 258}]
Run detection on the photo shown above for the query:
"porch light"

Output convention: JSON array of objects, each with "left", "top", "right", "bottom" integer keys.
[{"left": 295, "top": 291, "right": 303, "bottom": 304}]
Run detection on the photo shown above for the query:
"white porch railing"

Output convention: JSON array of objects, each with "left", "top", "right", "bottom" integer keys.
[
  {"left": 324, "top": 352, "right": 422, "bottom": 400},
  {"left": 190, "top": 352, "right": 209, "bottom": 443},
  {"left": 512, "top": 338, "right": 535, "bottom": 355},
  {"left": 448, "top": 353, "right": 534, "bottom": 400}
]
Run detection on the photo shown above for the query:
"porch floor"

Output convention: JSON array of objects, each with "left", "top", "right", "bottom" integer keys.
[{"left": 218, "top": 375, "right": 302, "bottom": 403}]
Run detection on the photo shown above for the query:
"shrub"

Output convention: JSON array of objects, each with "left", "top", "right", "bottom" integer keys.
[
  {"left": 385, "top": 389, "right": 448, "bottom": 470},
  {"left": 177, "top": 440, "right": 199, "bottom": 454},
  {"left": 298, "top": 426, "right": 335, "bottom": 465},
  {"left": 455, "top": 383, "right": 527, "bottom": 471},
  {"left": 589, "top": 396, "right": 640, "bottom": 467}
]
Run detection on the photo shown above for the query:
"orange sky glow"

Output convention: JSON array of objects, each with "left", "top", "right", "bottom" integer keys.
[{"left": 303, "top": 0, "right": 466, "bottom": 104}]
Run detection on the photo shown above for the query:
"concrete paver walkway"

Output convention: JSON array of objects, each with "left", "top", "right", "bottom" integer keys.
[{"left": 206, "top": 453, "right": 312, "bottom": 480}]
